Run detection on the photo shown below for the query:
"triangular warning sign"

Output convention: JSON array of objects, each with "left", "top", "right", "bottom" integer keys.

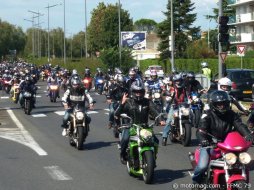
[
  {"left": 237, "top": 45, "right": 246, "bottom": 54},
  {"left": 220, "top": 52, "right": 227, "bottom": 63}
]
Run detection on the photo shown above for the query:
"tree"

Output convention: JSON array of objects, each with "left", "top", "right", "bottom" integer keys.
[
  {"left": 157, "top": 0, "right": 200, "bottom": 61},
  {"left": 134, "top": 19, "right": 157, "bottom": 33},
  {"left": 87, "top": 2, "right": 133, "bottom": 55}
]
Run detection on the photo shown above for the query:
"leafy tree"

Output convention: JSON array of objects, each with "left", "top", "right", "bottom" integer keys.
[
  {"left": 87, "top": 2, "right": 133, "bottom": 56},
  {"left": 99, "top": 47, "right": 134, "bottom": 73},
  {"left": 157, "top": 0, "right": 200, "bottom": 61},
  {"left": 70, "top": 31, "right": 86, "bottom": 58},
  {"left": 134, "top": 19, "right": 157, "bottom": 33}
]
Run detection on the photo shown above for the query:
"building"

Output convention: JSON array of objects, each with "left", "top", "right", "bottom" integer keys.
[{"left": 228, "top": 0, "right": 254, "bottom": 50}]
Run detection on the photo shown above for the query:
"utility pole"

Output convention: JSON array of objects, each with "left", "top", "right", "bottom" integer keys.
[
  {"left": 24, "top": 18, "right": 36, "bottom": 57},
  {"left": 118, "top": 0, "right": 122, "bottom": 68},
  {"left": 85, "top": 0, "right": 88, "bottom": 58},
  {"left": 218, "top": 0, "right": 223, "bottom": 79},
  {"left": 170, "top": 0, "right": 174, "bottom": 71}
]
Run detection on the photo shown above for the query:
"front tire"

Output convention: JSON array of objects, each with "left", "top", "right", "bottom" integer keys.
[
  {"left": 142, "top": 151, "right": 155, "bottom": 184},
  {"left": 76, "top": 127, "right": 84, "bottom": 150},
  {"left": 181, "top": 123, "right": 192, "bottom": 147}
]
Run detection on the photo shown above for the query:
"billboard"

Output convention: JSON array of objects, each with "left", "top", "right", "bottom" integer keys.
[{"left": 121, "top": 31, "right": 146, "bottom": 50}]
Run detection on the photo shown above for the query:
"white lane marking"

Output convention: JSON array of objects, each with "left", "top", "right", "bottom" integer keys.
[
  {"left": 44, "top": 166, "right": 73, "bottom": 180},
  {"left": 37, "top": 86, "right": 41, "bottom": 89},
  {"left": 188, "top": 171, "right": 194, "bottom": 177},
  {"left": 104, "top": 109, "right": 110, "bottom": 112},
  {"left": 36, "top": 95, "right": 42, "bottom": 98},
  {"left": 105, "top": 113, "right": 109, "bottom": 115},
  {"left": 55, "top": 111, "right": 65, "bottom": 116},
  {"left": 44, "top": 91, "right": 47, "bottom": 93},
  {"left": 1, "top": 96, "right": 9, "bottom": 99},
  {"left": 31, "top": 114, "right": 47, "bottom": 117},
  {"left": 87, "top": 111, "right": 98, "bottom": 114},
  {"left": 5, "top": 109, "right": 48, "bottom": 156}
]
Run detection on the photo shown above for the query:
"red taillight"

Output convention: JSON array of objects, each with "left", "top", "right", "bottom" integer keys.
[{"left": 232, "top": 82, "right": 237, "bottom": 89}]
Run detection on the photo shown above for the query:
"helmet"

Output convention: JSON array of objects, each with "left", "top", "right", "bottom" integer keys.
[
  {"left": 131, "top": 80, "right": 145, "bottom": 102},
  {"left": 218, "top": 77, "right": 232, "bottom": 92},
  {"left": 71, "top": 77, "right": 81, "bottom": 90},
  {"left": 129, "top": 70, "right": 136, "bottom": 80},
  {"left": 173, "top": 74, "right": 184, "bottom": 88},
  {"left": 150, "top": 70, "right": 157, "bottom": 80},
  {"left": 201, "top": 62, "right": 208, "bottom": 68},
  {"left": 209, "top": 90, "right": 230, "bottom": 115},
  {"left": 114, "top": 67, "right": 123, "bottom": 74},
  {"left": 187, "top": 71, "right": 195, "bottom": 83},
  {"left": 72, "top": 69, "right": 78, "bottom": 75},
  {"left": 180, "top": 72, "right": 187, "bottom": 80},
  {"left": 25, "top": 76, "right": 32, "bottom": 84},
  {"left": 116, "top": 74, "right": 125, "bottom": 87}
]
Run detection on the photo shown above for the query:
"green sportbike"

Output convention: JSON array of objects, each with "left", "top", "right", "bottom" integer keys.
[{"left": 119, "top": 113, "right": 164, "bottom": 184}]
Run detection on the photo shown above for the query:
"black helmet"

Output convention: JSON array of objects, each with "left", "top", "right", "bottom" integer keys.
[
  {"left": 71, "top": 77, "right": 81, "bottom": 90},
  {"left": 25, "top": 76, "right": 32, "bottom": 84},
  {"left": 209, "top": 90, "right": 231, "bottom": 115},
  {"left": 131, "top": 80, "right": 145, "bottom": 102},
  {"left": 173, "top": 74, "right": 184, "bottom": 89},
  {"left": 116, "top": 74, "right": 125, "bottom": 87},
  {"left": 187, "top": 71, "right": 195, "bottom": 83}
]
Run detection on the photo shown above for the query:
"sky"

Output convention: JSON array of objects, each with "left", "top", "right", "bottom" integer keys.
[{"left": 0, "top": 0, "right": 217, "bottom": 37}]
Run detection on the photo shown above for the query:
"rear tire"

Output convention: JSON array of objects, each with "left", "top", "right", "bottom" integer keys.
[{"left": 142, "top": 151, "right": 154, "bottom": 184}]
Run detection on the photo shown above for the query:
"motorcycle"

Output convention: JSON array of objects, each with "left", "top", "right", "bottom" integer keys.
[
  {"left": 189, "top": 92, "right": 203, "bottom": 128},
  {"left": 2, "top": 77, "right": 11, "bottom": 94},
  {"left": 151, "top": 88, "right": 163, "bottom": 112},
  {"left": 10, "top": 83, "right": 20, "bottom": 104},
  {"left": 66, "top": 104, "right": 90, "bottom": 150},
  {"left": 83, "top": 76, "right": 92, "bottom": 91},
  {"left": 23, "top": 91, "right": 33, "bottom": 115},
  {"left": 119, "top": 113, "right": 164, "bottom": 184},
  {"left": 95, "top": 76, "right": 104, "bottom": 95},
  {"left": 49, "top": 84, "right": 59, "bottom": 102},
  {"left": 41, "top": 71, "right": 46, "bottom": 81},
  {"left": 169, "top": 103, "right": 192, "bottom": 146},
  {"left": 189, "top": 129, "right": 252, "bottom": 190}
]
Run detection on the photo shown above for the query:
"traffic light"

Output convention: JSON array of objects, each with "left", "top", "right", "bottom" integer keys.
[{"left": 218, "top": 16, "right": 229, "bottom": 43}]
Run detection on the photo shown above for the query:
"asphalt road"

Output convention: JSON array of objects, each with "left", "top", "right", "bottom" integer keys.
[{"left": 0, "top": 81, "right": 253, "bottom": 190}]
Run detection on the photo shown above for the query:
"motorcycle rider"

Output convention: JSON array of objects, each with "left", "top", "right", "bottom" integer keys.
[
  {"left": 106, "top": 74, "right": 128, "bottom": 129},
  {"left": 47, "top": 72, "right": 61, "bottom": 98},
  {"left": 185, "top": 72, "right": 206, "bottom": 96},
  {"left": 61, "top": 77, "right": 94, "bottom": 136},
  {"left": 201, "top": 62, "right": 212, "bottom": 81},
  {"left": 114, "top": 80, "right": 166, "bottom": 164},
  {"left": 144, "top": 70, "right": 163, "bottom": 97},
  {"left": 217, "top": 77, "right": 249, "bottom": 115},
  {"left": 19, "top": 76, "right": 37, "bottom": 108},
  {"left": 192, "top": 90, "right": 253, "bottom": 185},
  {"left": 125, "top": 69, "right": 142, "bottom": 94},
  {"left": 162, "top": 74, "right": 189, "bottom": 146}
]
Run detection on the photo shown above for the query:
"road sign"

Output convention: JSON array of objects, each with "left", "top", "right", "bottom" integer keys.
[
  {"left": 237, "top": 45, "right": 246, "bottom": 55},
  {"left": 220, "top": 52, "right": 227, "bottom": 63}
]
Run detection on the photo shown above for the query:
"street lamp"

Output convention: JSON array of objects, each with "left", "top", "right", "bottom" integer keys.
[
  {"left": 45, "top": 3, "right": 61, "bottom": 62},
  {"left": 24, "top": 16, "right": 37, "bottom": 57},
  {"left": 63, "top": 0, "right": 66, "bottom": 65},
  {"left": 170, "top": 0, "right": 174, "bottom": 72},
  {"left": 118, "top": 0, "right": 121, "bottom": 68},
  {"left": 85, "top": 0, "right": 88, "bottom": 58}
]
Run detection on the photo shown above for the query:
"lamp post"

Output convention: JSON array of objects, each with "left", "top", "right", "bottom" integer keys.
[
  {"left": 45, "top": 3, "right": 61, "bottom": 63},
  {"left": 118, "top": 0, "right": 121, "bottom": 68},
  {"left": 24, "top": 18, "right": 35, "bottom": 57},
  {"left": 170, "top": 0, "right": 174, "bottom": 72},
  {"left": 85, "top": 0, "right": 88, "bottom": 58},
  {"left": 63, "top": 0, "right": 66, "bottom": 65}
]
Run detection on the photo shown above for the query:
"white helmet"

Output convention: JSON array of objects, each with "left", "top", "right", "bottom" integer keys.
[
  {"left": 218, "top": 77, "right": 232, "bottom": 92},
  {"left": 201, "top": 62, "right": 208, "bottom": 68}
]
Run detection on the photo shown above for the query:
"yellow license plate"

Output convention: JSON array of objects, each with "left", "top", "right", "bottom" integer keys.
[{"left": 243, "top": 91, "right": 252, "bottom": 94}]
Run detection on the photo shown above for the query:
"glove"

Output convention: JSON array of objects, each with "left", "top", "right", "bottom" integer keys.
[
  {"left": 245, "top": 134, "right": 254, "bottom": 142},
  {"left": 201, "top": 140, "right": 210, "bottom": 147}
]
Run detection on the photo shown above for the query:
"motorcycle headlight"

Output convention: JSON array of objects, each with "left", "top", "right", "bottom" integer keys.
[
  {"left": 83, "top": 79, "right": 89, "bottom": 84},
  {"left": 76, "top": 112, "right": 84, "bottom": 120},
  {"left": 98, "top": 79, "right": 103, "bottom": 83},
  {"left": 50, "top": 85, "right": 58, "bottom": 90},
  {"left": 181, "top": 107, "right": 190, "bottom": 116},
  {"left": 154, "top": 92, "right": 161, "bottom": 99},
  {"left": 140, "top": 129, "right": 152, "bottom": 140},
  {"left": 24, "top": 92, "right": 32, "bottom": 97},
  {"left": 225, "top": 153, "right": 237, "bottom": 165},
  {"left": 239, "top": 152, "right": 251, "bottom": 164}
]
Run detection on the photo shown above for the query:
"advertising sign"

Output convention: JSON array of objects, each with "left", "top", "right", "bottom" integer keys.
[{"left": 121, "top": 31, "right": 146, "bottom": 50}]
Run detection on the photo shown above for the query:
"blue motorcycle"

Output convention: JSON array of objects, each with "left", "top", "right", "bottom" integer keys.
[{"left": 95, "top": 76, "right": 104, "bottom": 95}]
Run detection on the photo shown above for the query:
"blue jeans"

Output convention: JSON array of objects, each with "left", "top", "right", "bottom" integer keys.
[
  {"left": 192, "top": 147, "right": 211, "bottom": 183},
  {"left": 109, "top": 102, "right": 119, "bottom": 124},
  {"left": 162, "top": 106, "right": 174, "bottom": 138}
]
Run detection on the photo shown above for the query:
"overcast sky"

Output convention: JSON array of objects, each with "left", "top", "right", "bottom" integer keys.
[{"left": 0, "top": 0, "right": 217, "bottom": 36}]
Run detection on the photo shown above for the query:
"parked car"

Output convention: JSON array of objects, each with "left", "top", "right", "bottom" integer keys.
[
  {"left": 213, "top": 69, "right": 254, "bottom": 100},
  {"left": 144, "top": 65, "right": 165, "bottom": 79}
]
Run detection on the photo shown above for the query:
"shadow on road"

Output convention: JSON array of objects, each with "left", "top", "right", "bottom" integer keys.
[
  {"left": 85, "top": 141, "right": 118, "bottom": 150},
  {"left": 249, "top": 160, "right": 254, "bottom": 171},
  {"left": 153, "top": 169, "right": 190, "bottom": 184}
]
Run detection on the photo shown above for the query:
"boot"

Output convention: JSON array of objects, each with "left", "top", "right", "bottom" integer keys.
[{"left": 162, "top": 137, "right": 167, "bottom": 146}]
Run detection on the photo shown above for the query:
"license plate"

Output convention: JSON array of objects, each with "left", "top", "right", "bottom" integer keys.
[{"left": 243, "top": 90, "right": 252, "bottom": 94}]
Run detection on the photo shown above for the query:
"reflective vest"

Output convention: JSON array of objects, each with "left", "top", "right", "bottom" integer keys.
[{"left": 202, "top": 68, "right": 212, "bottom": 80}]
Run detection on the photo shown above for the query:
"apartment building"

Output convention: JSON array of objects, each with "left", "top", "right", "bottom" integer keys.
[{"left": 228, "top": 0, "right": 254, "bottom": 49}]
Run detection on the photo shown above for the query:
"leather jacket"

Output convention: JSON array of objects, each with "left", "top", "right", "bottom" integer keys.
[
  {"left": 106, "top": 83, "right": 128, "bottom": 103},
  {"left": 115, "top": 98, "right": 162, "bottom": 125},
  {"left": 197, "top": 109, "right": 251, "bottom": 143}
]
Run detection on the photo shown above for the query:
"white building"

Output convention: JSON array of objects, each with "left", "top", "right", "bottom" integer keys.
[{"left": 228, "top": 0, "right": 254, "bottom": 49}]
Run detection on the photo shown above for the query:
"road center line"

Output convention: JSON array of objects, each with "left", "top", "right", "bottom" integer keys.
[{"left": 6, "top": 109, "right": 48, "bottom": 156}]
